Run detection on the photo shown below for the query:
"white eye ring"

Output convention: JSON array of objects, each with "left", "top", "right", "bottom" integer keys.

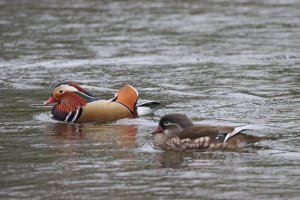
[
  {"left": 59, "top": 90, "right": 65, "bottom": 94},
  {"left": 164, "top": 121, "right": 170, "bottom": 126}
]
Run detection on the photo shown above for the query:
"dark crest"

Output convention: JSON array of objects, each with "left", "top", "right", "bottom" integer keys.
[{"left": 159, "top": 113, "right": 194, "bottom": 129}]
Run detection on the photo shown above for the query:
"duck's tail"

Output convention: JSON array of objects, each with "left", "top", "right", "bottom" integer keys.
[{"left": 136, "top": 100, "right": 161, "bottom": 116}]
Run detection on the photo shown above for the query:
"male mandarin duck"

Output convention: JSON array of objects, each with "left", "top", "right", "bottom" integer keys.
[
  {"left": 44, "top": 82, "right": 160, "bottom": 123},
  {"left": 151, "top": 113, "right": 267, "bottom": 151}
]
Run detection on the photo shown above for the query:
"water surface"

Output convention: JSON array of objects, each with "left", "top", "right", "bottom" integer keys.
[{"left": 0, "top": 0, "right": 300, "bottom": 199}]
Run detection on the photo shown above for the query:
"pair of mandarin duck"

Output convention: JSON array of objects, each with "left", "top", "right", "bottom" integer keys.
[{"left": 44, "top": 82, "right": 267, "bottom": 151}]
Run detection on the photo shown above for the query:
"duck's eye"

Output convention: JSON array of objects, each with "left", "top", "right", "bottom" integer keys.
[
  {"left": 58, "top": 90, "right": 64, "bottom": 94},
  {"left": 164, "top": 121, "right": 170, "bottom": 126}
]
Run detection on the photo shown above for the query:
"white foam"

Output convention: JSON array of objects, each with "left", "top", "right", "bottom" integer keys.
[
  {"left": 137, "top": 143, "right": 164, "bottom": 153},
  {"left": 33, "top": 112, "right": 57, "bottom": 123}
]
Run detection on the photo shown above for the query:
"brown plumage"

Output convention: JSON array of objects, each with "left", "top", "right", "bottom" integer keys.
[{"left": 151, "top": 113, "right": 266, "bottom": 151}]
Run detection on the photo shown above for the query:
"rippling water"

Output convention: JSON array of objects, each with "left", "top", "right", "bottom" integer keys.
[{"left": 1, "top": 0, "right": 300, "bottom": 199}]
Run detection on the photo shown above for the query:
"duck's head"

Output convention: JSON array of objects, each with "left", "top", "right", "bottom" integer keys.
[
  {"left": 151, "top": 113, "right": 194, "bottom": 138},
  {"left": 44, "top": 82, "right": 94, "bottom": 113}
]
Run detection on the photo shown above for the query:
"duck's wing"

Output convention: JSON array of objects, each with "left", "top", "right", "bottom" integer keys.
[{"left": 178, "top": 125, "right": 235, "bottom": 140}]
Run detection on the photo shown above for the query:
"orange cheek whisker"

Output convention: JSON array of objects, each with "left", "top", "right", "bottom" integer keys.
[{"left": 56, "top": 96, "right": 87, "bottom": 113}]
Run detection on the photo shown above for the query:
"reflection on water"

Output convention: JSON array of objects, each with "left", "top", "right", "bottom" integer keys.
[
  {"left": 153, "top": 151, "right": 186, "bottom": 168},
  {"left": 1, "top": 0, "right": 300, "bottom": 199},
  {"left": 47, "top": 123, "right": 85, "bottom": 140},
  {"left": 45, "top": 122, "right": 138, "bottom": 150}
]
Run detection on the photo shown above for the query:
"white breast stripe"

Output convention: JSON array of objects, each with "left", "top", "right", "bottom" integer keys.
[
  {"left": 65, "top": 112, "right": 73, "bottom": 122},
  {"left": 71, "top": 109, "right": 80, "bottom": 122}
]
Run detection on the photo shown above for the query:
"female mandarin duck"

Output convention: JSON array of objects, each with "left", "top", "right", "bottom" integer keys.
[
  {"left": 151, "top": 113, "right": 267, "bottom": 151},
  {"left": 44, "top": 82, "right": 159, "bottom": 123}
]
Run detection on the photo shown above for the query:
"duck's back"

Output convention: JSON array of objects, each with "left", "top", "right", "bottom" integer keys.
[{"left": 178, "top": 126, "right": 235, "bottom": 140}]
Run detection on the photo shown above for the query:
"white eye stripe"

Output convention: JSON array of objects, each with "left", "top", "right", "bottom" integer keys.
[
  {"left": 58, "top": 85, "right": 79, "bottom": 92},
  {"left": 164, "top": 121, "right": 170, "bottom": 126},
  {"left": 163, "top": 123, "right": 184, "bottom": 138},
  {"left": 164, "top": 121, "right": 178, "bottom": 127}
]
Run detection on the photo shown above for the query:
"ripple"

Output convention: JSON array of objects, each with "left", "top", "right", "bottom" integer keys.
[
  {"left": 33, "top": 112, "right": 57, "bottom": 123},
  {"left": 137, "top": 143, "right": 163, "bottom": 153},
  {"left": 1, "top": 0, "right": 300, "bottom": 199}
]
